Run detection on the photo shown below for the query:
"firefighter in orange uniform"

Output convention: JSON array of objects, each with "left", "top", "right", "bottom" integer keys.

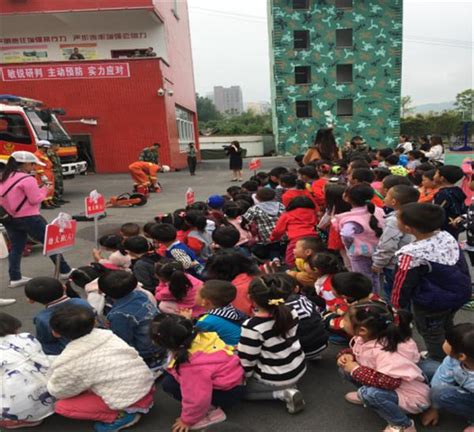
[
  {"left": 128, "top": 161, "right": 161, "bottom": 195},
  {"left": 35, "top": 140, "right": 56, "bottom": 209}
]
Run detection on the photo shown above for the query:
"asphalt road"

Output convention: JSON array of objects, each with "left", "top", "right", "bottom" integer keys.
[{"left": 0, "top": 157, "right": 470, "bottom": 432}]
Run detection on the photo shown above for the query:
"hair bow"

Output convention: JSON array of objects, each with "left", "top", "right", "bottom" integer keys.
[{"left": 268, "top": 298, "right": 285, "bottom": 306}]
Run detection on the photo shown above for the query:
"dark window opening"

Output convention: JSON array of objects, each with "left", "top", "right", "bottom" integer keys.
[
  {"left": 336, "top": 0, "right": 353, "bottom": 9},
  {"left": 0, "top": 113, "right": 32, "bottom": 144},
  {"left": 337, "top": 99, "right": 353, "bottom": 117},
  {"left": 336, "top": 64, "right": 353, "bottom": 83},
  {"left": 293, "top": 0, "right": 310, "bottom": 9},
  {"left": 294, "top": 30, "right": 310, "bottom": 49},
  {"left": 296, "top": 101, "right": 312, "bottom": 118},
  {"left": 295, "top": 66, "right": 311, "bottom": 84},
  {"left": 336, "top": 29, "right": 353, "bottom": 48}
]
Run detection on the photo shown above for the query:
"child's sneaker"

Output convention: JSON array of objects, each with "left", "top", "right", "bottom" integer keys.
[
  {"left": 93, "top": 412, "right": 141, "bottom": 432},
  {"left": 383, "top": 420, "right": 417, "bottom": 432},
  {"left": 189, "top": 407, "right": 226, "bottom": 430},
  {"left": 344, "top": 391, "right": 363, "bottom": 405},
  {"left": 1, "top": 419, "right": 43, "bottom": 429},
  {"left": 282, "top": 389, "right": 305, "bottom": 414}
]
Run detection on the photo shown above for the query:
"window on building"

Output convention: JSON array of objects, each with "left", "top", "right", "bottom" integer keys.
[
  {"left": 176, "top": 106, "right": 195, "bottom": 152},
  {"left": 293, "top": 0, "right": 310, "bottom": 10},
  {"left": 335, "top": 0, "right": 353, "bottom": 9},
  {"left": 336, "top": 64, "right": 353, "bottom": 83},
  {"left": 295, "top": 66, "right": 311, "bottom": 84},
  {"left": 296, "top": 101, "right": 312, "bottom": 118},
  {"left": 294, "top": 30, "right": 310, "bottom": 49},
  {"left": 0, "top": 113, "right": 32, "bottom": 144},
  {"left": 337, "top": 99, "right": 353, "bottom": 117},
  {"left": 336, "top": 29, "right": 353, "bottom": 48}
]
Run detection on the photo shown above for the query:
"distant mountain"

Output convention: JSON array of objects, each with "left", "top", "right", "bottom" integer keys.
[{"left": 413, "top": 101, "right": 455, "bottom": 114}]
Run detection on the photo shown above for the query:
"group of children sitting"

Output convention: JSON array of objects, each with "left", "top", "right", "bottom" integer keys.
[{"left": 1, "top": 149, "right": 473, "bottom": 432}]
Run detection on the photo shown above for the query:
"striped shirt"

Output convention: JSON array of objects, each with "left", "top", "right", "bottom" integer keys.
[{"left": 237, "top": 309, "right": 306, "bottom": 386}]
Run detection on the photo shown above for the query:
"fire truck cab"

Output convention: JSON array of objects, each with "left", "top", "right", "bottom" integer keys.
[{"left": 0, "top": 95, "right": 87, "bottom": 176}]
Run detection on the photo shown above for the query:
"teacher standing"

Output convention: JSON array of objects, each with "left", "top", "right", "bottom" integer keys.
[
  {"left": 302, "top": 127, "right": 341, "bottom": 165},
  {"left": 0, "top": 151, "right": 72, "bottom": 288},
  {"left": 226, "top": 140, "right": 243, "bottom": 182}
]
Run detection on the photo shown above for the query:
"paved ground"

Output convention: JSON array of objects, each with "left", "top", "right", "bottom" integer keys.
[{"left": 0, "top": 157, "right": 470, "bottom": 432}]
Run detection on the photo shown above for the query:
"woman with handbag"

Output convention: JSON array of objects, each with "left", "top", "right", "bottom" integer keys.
[{"left": 0, "top": 151, "right": 72, "bottom": 288}]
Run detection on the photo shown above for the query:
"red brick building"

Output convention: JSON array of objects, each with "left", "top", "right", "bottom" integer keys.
[{"left": 0, "top": 0, "right": 198, "bottom": 173}]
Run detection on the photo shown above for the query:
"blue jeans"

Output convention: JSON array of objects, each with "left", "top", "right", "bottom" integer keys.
[
  {"left": 340, "top": 368, "right": 412, "bottom": 428},
  {"left": 3, "top": 215, "right": 71, "bottom": 281},
  {"left": 431, "top": 384, "right": 474, "bottom": 424},
  {"left": 383, "top": 268, "right": 394, "bottom": 303}
]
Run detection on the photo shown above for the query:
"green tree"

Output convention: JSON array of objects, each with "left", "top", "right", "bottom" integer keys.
[
  {"left": 201, "top": 110, "right": 272, "bottom": 136},
  {"left": 400, "top": 95, "right": 414, "bottom": 118},
  {"left": 196, "top": 93, "right": 222, "bottom": 124},
  {"left": 454, "top": 89, "right": 473, "bottom": 121}
]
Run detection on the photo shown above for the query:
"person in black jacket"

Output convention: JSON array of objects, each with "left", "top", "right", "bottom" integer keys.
[
  {"left": 278, "top": 273, "right": 328, "bottom": 360},
  {"left": 226, "top": 141, "right": 243, "bottom": 182},
  {"left": 392, "top": 203, "right": 471, "bottom": 361}
]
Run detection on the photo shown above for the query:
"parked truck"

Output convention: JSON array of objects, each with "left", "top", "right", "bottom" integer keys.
[{"left": 0, "top": 94, "right": 87, "bottom": 176}]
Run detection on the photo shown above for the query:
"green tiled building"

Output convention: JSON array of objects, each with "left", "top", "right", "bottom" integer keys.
[{"left": 268, "top": 0, "right": 403, "bottom": 154}]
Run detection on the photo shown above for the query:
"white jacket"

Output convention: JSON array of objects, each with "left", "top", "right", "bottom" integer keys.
[{"left": 47, "top": 329, "right": 154, "bottom": 410}]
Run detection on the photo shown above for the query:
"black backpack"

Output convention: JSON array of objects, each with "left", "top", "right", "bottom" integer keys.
[{"left": 0, "top": 175, "right": 31, "bottom": 223}]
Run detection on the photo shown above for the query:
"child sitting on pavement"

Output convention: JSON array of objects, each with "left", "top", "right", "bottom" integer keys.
[
  {"left": 25, "top": 276, "right": 92, "bottom": 355},
  {"left": 0, "top": 313, "right": 54, "bottom": 430},
  {"left": 98, "top": 271, "right": 162, "bottom": 369},
  {"left": 47, "top": 304, "right": 155, "bottom": 432},
  {"left": 286, "top": 236, "right": 325, "bottom": 288},
  {"left": 92, "top": 234, "right": 131, "bottom": 271}
]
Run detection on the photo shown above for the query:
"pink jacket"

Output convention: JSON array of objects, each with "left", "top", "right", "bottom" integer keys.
[
  {"left": 351, "top": 337, "right": 430, "bottom": 413},
  {"left": 155, "top": 274, "right": 205, "bottom": 317},
  {"left": 167, "top": 332, "right": 244, "bottom": 425},
  {"left": 333, "top": 206, "right": 385, "bottom": 257},
  {"left": 0, "top": 172, "right": 47, "bottom": 218}
]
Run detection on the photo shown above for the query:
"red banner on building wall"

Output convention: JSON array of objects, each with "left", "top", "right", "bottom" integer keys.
[{"left": 1, "top": 62, "right": 130, "bottom": 81}]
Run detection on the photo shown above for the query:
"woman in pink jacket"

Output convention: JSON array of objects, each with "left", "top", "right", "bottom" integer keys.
[
  {"left": 154, "top": 259, "right": 206, "bottom": 317},
  {"left": 0, "top": 152, "right": 71, "bottom": 288},
  {"left": 151, "top": 315, "right": 244, "bottom": 432},
  {"left": 337, "top": 301, "right": 430, "bottom": 432}
]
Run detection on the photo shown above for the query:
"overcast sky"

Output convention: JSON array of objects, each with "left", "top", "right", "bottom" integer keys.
[{"left": 188, "top": 0, "right": 473, "bottom": 106}]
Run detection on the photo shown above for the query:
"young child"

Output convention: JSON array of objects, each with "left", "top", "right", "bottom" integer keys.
[
  {"left": 222, "top": 202, "right": 253, "bottom": 247},
  {"left": 311, "top": 161, "right": 332, "bottom": 208},
  {"left": 371, "top": 167, "right": 391, "bottom": 196},
  {"left": 123, "top": 236, "right": 161, "bottom": 293},
  {"left": 309, "top": 252, "right": 341, "bottom": 309},
  {"left": 385, "top": 155, "right": 409, "bottom": 177},
  {"left": 151, "top": 315, "right": 244, "bottom": 431},
  {"left": 98, "top": 271, "right": 162, "bottom": 367},
  {"left": 0, "top": 313, "right": 54, "bottom": 430},
  {"left": 25, "top": 276, "right": 92, "bottom": 355},
  {"left": 211, "top": 225, "right": 252, "bottom": 257},
  {"left": 337, "top": 301, "right": 430, "bottom": 432},
  {"left": 392, "top": 203, "right": 471, "bottom": 361},
  {"left": 120, "top": 222, "right": 140, "bottom": 239},
  {"left": 280, "top": 173, "right": 318, "bottom": 210},
  {"left": 422, "top": 323, "right": 474, "bottom": 431},
  {"left": 276, "top": 273, "right": 328, "bottom": 360},
  {"left": 150, "top": 223, "right": 204, "bottom": 278},
  {"left": 333, "top": 184, "right": 385, "bottom": 292},
  {"left": 372, "top": 185, "right": 420, "bottom": 301},
  {"left": 192, "top": 280, "right": 247, "bottom": 346},
  {"left": 154, "top": 259, "right": 205, "bottom": 317},
  {"left": 348, "top": 168, "right": 384, "bottom": 207},
  {"left": 298, "top": 165, "right": 318, "bottom": 192},
  {"left": 433, "top": 165, "right": 467, "bottom": 239},
  {"left": 270, "top": 196, "right": 318, "bottom": 267},
  {"left": 184, "top": 211, "right": 213, "bottom": 261},
  {"left": 381, "top": 175, "right": 412, "bottom": 197},
  {"left": 47, "top": 305, "right": 155, "bottom": 432},
  {"left": 242, "top": 187, "right": 286, "bottom": 260},
  {"left": 92, "top": 234, "right": 131, "bottom": 271},
  {"left": 238, "top": 276, "right": 307, "bottom": 413},
  {"left": 286, "top": 236, "right": 325, "bottom": 288},
  {"left": 418, "top": 169, "right": 439, "bottom": 203},
  {"left": 406, "top": 150, "right": 423, "bottom": 171},
  {"left": 323, "top": 272, "right": 378, "bottom": 340}
]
